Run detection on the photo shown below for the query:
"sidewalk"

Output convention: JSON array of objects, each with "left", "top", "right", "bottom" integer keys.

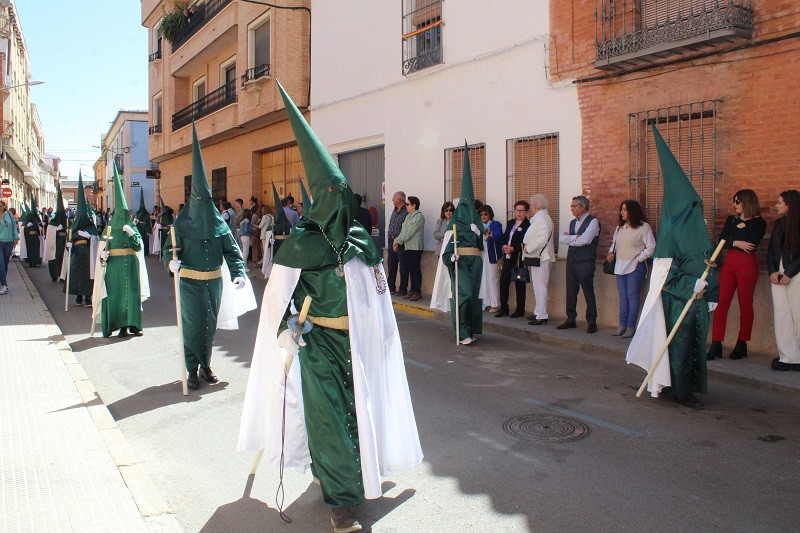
[
  {"left": 392, "top": 294, "right": 800, "bottom": 397},
  {"left": 0, "top": 258, "right": 180, "bottom": 532}
]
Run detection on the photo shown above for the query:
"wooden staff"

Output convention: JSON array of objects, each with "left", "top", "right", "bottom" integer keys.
[
  {"left": 170, "top": 226, "right": 188, "bottom": 396},
  {"left": 453, "top": 226, "right": 460, "bottom": 346},
  {"left": 636, "top": 239, "right": 726, "bottom": 398},
  {"left": 64, "top": 227, "right": 72, "bottom": 312}
]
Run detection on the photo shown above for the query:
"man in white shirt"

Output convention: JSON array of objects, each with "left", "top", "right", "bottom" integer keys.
[{"left": 557, "top": 195, "right": 601, "bottom": 333}]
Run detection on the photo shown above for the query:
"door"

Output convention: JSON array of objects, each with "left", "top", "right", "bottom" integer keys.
[{"left": 337, "top": 146, "right": 385, "bottom": 250}]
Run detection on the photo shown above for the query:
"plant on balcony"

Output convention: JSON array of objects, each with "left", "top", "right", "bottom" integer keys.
[{"left": 160, "top": 5, "right": 188, "bottom": 44}]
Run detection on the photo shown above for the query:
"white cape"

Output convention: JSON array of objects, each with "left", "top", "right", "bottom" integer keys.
[
  {"left": 216, "top": 260, "right": 258, "bottom": 329},
  {"left": 625, "top": 257, "right": 672, "bottom": 397},
  {"left": 43, "top": 225, "right": 64, "bottom": 263},
  {"left": 429, "top": 230, "right": 489, "bottom": 312},
  {"left": 61, "top": 235, "right": 99, "bottom": 281},
  {"left": 261, "top": 231, "right": 274, "bottom": 278},
  {"left": 17, "top": 222, "right": 26, "bottom": 260},
  {"left": 238, "top": 260, "right": 423, "bottom": 499},
  {"left": 149, "top": 223, "right": 161, "bottom": 255}
]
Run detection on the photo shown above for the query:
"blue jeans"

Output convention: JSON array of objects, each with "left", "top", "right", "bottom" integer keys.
[
  {"left": 615, "top": 261, "right": 647, "bottom": 327},
  {"left": 0, "top": 240, "right": 14, "bottom": 287}
]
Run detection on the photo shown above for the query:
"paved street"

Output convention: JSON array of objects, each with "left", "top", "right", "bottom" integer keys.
[{"left": 20, "top": 255, "right": 800, "bottom": 532}]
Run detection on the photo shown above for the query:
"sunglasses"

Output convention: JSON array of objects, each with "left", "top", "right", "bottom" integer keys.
[
  {"left": 733, "top": 198, "right": 741, "bottom": 205},
  {"left": 445, "top": 208, "right": 454, "bottom": 212}
]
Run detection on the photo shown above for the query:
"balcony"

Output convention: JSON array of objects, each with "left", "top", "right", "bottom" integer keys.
[
  {"left": 149, "top": 49, "right": 162, "bottom": 62},
  {"left": 171, "top": 0, "right": 233, "bottom": 52},
  {"left": 594, "top": 0, "right": 754, "bottom": 70},
  {"left": 172, "top": 80, "right": 237, "bottom": 131},
  {"left": 149, "top": 124, "right": 162, "bottom": 135},
  {"left": 241, "top": 63, "right": 270, "bottom": 86}
]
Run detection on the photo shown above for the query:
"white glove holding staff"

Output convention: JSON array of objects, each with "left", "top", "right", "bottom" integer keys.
[
  {"left": 470, "top": 223, "right": 481, "bottom": 236},
  {"left": 77, "top": 230, "right": 91, "bottom": 239},
  {"left": 169, "top": 260, "right": 181, "bottom": 273},
  {"left": 122, "top": 224, "right": 135, "bottom": 236},
  {"left": 694, "top": 278, "right": 708, "bottom": 294},
  {"left": 277, "top": 328, "right": 306, "bottom": 356},
  {"left": 232, "top": 277, "right": 246, "bottom": 289}
]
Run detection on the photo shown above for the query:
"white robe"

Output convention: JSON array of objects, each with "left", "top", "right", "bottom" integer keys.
[
  {"left": 625, "top": 257, "right": 672, "bottom": 397},
  {"left": 429, "top": 229, "right": 490, "bottom": 312},
  {"left": 43, "top": 224, "right": 63, "bottom": 263},
  {"left": 238, "top": 260, "right": 423, "bottom": 500},
  {"left": 17, "top": 222, "right": 26, "bottom": 260},
  {"left": 150, "top": 223, "right": 162, "bottom": 255}
]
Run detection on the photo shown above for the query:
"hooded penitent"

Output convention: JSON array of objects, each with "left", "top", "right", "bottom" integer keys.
[
  {"left": 441, "top": 142, "right": 484, "bottom": 342},
  {"left": 45, "top": 186, "right": 69, "bottom": 280},
  {"left": 626, "top": 124, "right": 718, "bottom": 399},
  {"left": 67, "top": 172, "right": 99, "bottom": 297},
  {"left": 97, "top": 162, "right": 146, "bottom": 337},
  {"left": 135, "top": 186, "right": 151, "bottom": 255},
  {"left": 164, "top": 124, "right": 249, "bottom": 373},
  {"left": 158, "top": 195, "right": 173, "bottom": 255},
  {"left": 238, "top": 81, "right": 421, "bottom": 510},
  {"left": 22, "top": 193, "right": 43, "bottom": 266}
]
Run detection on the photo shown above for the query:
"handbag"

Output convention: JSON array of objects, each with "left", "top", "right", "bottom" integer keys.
[
  {"left": 522, "top": 229, "right": 552, "bottom": 268},
  {"left": 511, "top": 254, "right": 530, "bottom": 284},
  {"left": 603, "top": 227, "right": 618, "bottom": 275}
]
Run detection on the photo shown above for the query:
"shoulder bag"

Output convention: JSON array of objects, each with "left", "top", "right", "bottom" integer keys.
[
  {"left": 511, "top": 252, "right": 531, "bottom": 284},
  {"left": 522, "top": 229, "right": 552, "bottom": 268}
]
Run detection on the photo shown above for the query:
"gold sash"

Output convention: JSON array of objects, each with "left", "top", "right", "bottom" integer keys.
[
  {"left": 109, "top": 248, "right": 137, "bottom": 257},
  {"left": 458, "top": 247, "right": 481, "bottom": 256},
  {"left": 180, "top": 267, "right": 222, "bottom": 280},
  {"left": 307, "top": 315, "right": 349, "bottom": 330}
]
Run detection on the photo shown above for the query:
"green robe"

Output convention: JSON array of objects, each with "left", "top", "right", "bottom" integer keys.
[
  {"left": 163, "top": 232, "right": 244, "bottom": 370},
  {"left": 49, "top": 227, "right": 68, "bottom": 280},
  {"left": 283, "top": 267, "right": 364, "bottom": 506},
  {"left": 101, "top": 231, "right": 143, "bottom": 336},
  {"left": 442, "top": 229, "right": 483, "bottom": 341},
  {"left": 67, "top": 234, "right": 93, "bottom": 297},
  {"left": 135, "top": 220, "right": 150, "bottom": 256},
  {"left": 24, "top": 223, "right": 42, "bottom": 266}
]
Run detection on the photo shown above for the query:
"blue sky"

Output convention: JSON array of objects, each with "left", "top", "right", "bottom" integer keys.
[{"left": 16, "top": 1, "right": 149, "bottom": 179}]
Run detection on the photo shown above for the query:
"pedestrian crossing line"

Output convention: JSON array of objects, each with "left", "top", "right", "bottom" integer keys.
[{"left": 523, "top": 397, "right": 644, "bottom": 438}]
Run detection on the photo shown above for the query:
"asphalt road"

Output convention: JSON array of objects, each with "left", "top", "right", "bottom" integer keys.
[{"left": 27, "top": 256, "right": 800, "bottom": 532}]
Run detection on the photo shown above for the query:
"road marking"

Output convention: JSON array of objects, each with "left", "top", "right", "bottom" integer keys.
[
  {"left": 404, "top": 358, "right": 436, "bottom": 371},
  {"left": 523, "top": 397, "right": 644, "bottom": 438}
]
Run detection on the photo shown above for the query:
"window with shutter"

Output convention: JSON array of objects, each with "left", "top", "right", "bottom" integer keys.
[
  {"left": 444, "top": 144, "right": 486, "bottom": 206},
  {"left": 211, "top": 168, "right": 227, "bottom": 206},
  {"left": 402, "top": 0, "right": 443, "bottom": 75}
]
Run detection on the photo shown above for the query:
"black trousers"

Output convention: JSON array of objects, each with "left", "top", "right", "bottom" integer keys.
[
  {"left": 566, "top": 260, "right": 597, "bottom": 323},
  {"left": 404, "top": 249, "right": 422, "bottom": 293},
  {"left": 499, "top": 254, "right": 526, "bottom": 313},
  {"left": 387, "top": 237, "right": 407, "bottom": 292}
]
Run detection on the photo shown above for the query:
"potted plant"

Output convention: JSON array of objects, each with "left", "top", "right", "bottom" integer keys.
[{"left": 160, "top": 5, "right": 187, "bottom": 44}]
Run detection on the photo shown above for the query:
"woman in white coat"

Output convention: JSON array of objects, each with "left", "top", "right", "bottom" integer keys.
[{"left": 522, "top": 194, "right": 555, "bottom": 325}]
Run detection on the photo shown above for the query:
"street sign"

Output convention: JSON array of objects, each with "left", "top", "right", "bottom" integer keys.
[{"left": 0, "top": 188, "right": 12, "bottom": 198}]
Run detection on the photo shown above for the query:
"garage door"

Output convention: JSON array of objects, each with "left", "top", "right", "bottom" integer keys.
[{"left": 337, "top": 146, "right": 385, "bottom": 250}]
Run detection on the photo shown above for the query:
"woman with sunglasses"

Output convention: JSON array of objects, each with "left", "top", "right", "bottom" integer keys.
[
  {"left": 768, "top": 190, "right": 800, "bottom": 371},
  {"left": 434, "top": 201, "right": 455, "bottom": 256},
  {"left": 0, "top": 200, "right": 20, "bottom": 295},
  {"left": 707, "top": 190, "right": 766, "bottom": 361},
  {"left": 394, "top": 196, "right": 425, "bottom": 301}
]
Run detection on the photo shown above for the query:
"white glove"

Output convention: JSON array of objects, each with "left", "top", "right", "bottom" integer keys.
[
  {"left": 56, "top": 225, "right": 63, "bottom": 231},
  {"left": 26, "top": 222, "right": 32, "bottom": 227},
  {"left": 122, "top": 224, "right": 135, "bottom": 236},
  {"left": 132, "top": 218, "right": 139, "bottom": 225},
  {"left": 169, "top": 259, "right": 181, "bottom": 273},
  {"left": 65, "top": 241, "right": 73, "bottom": 249},
  {"left": 278, "top": 328, "right": 306, "bottom": 356},
  {"left": 78, "top": 230, "right": 91, "bottom": 239},
  {"left": 470, "top": 223, "right": 481, "bottom": 236},
  {"left": 100, "top": 250, "right": 110, "bottom": 261},
  {"left": 694, "top": 279, "right": 708, "bottom": 294},
  {"left": 708, "top": 302, "right": 718, "bottom": 312},
  {"left": 232, "top": 276, "right": 246, "bottom": 289},
  {"left": 450, "top": 254, "right": 460, "bottom": 262}
]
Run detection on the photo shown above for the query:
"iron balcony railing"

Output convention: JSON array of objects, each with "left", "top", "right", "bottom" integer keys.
[
  {"left": 149, "top": 124, "right": 162, "bottom": 135},
  {"left": 595, "top": 0, "right": 754, "bottom": 68},
  {"left": 148, "top": 49, "right": 162, "bottom": 62},
  {"left": 403, "top": 46, "right": 443, "bottom": 75},
  {"left": 241, "top": 63, "right": 270, "bottom": 86},
  {"left": 171, "top": 0, "right": 233, "bottom": 52},
  {"left": 172, "top": 80, "right": 237, "bottom": 131}
]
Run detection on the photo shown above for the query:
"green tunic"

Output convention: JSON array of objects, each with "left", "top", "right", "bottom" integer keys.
[
  {"left": 101, "top": 230, "right": 143, "bottom": 336},
  {"left": 442, "top": 228, "right": 483, "bottom": 341},
  {"left": 285, "top": 267, "right": 364, "bottom": 507},
  {"left": 24, "top": 224, "right": 42, "bottom": 266},
  {"left": 67, "top": 237, "right": 93, "bottom": 297},
  {"left": 164, "top": 232, "right": 244, "bottom": 370},
  {"left": 135, "top": 220, "right": 150, "bottom": 256}
]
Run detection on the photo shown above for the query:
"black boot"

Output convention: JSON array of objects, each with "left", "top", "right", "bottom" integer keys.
[
  {"left": 706, "top": 340, "right": 722, "bottom": 361},
  {"left": 130, "top": 326, "right": 143, "bottom": 336},
  {"left": 187, "top": 369, "right": 200, "bottom": 390},
  {"left": 676, "top": 393, "right": 704, "bottom": 409},
  {"left": 199, "top": 367, "right": 219, "bottom": 383},
  {"left": 117, "top": 327, "right": 128, "bottom": 338},
  {"left": 729, "top": 340, "right": 747, "bottom": 360}
]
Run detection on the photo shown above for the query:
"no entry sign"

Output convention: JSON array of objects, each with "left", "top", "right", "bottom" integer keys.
[{"left": 0, "top": 188, "right": 12, "bottom": 198}]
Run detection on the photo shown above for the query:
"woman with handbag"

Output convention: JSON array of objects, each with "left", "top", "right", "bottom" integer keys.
[
  {"left": 496, "top": 200, "right": 530, "bottom": 318},
  {"left": 606, "top": 200, "right": 655, "bottom": 338},
  {"left": 522, "top": 194, "right": 554, "bottom": 325}
]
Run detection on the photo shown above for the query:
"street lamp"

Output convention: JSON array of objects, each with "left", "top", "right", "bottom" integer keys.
[{"left": 1, "top": 80, "right": 45, "bottom": 90}]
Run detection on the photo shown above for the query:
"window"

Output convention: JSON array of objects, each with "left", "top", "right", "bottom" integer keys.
[
  {"left": 221, "top": 57, "right": 236, "bottom": 99},
  {"left": 444, "top": 143, "right": 486, "bottom": 205},
  {"left": 627, "top": 100, "right": 719, "bottom": 240},
  {"left": 211, "top": 167, "right": 227, "bottom": 206},
  {"left": 507, "top": 133, "right": 559, "bottom": 247},
  {"left": 152, "top": 94, "right": 162, "bottom": 133},
  {"left": 244, "top": 14, "right": 271, "bottom": 84},
  {"left": 184, "top": 175, "right": 192, "bottom": 202},
  {"left": 402, "top": 0, "right": 443, "bottom": 75},
  {"left": 193, "top": 78, "right": 206, "bottom": 102}
]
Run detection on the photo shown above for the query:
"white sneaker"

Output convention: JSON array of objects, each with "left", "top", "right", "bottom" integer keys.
[
  {"left": 0, "top": 285, "right": 8, "bottom": 295},
  {"left": 460, "top": 337, "right": 474, "bottom": 345}
]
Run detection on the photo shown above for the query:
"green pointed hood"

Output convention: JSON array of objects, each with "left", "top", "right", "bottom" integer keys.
[
  {"left": 24, "top": 193, "right": 42, "bottom": 225},
  {"left": 72, "top": 171, "right": 98, "bottom": 235},
  {"left": 49, "top": 185, "right": 67, "bottom": 227},
  {"left": 21, "top": 202, "right": 28, "bottom": 219},
  {"left": 446, "top": 142, "right": 483, "bottom": 249},
  {"left": 135, "top": 186, "right": 149, "bottom": 221},
  {"left": 300, "top": 177, "right": 312, "bottom": 214},
  {"left": 109, "top": 162, "right": 135, "bottom": 229},
  {"left": 272, "top": 80, "right": 380, "bottom": 268},
  {"left": 651, "top": 124, "right": 712, "bottom": 262},
  {"left": 173, "top": 124, "right": 231, "bottom": 239},
  {"left": 271, "top": 182, "right": 291, "bottom": 235},
  {"left": 158, "top": 196, "right": 171, "bottom": 225}
]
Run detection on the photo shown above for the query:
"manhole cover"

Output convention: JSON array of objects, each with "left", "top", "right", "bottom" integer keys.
[{"left": 503, "top": 414, "right": 590, "bottom": 443}]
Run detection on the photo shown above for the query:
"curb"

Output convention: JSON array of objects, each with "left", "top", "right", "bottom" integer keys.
[
  {"left": 393, "top": 297, "right": 800, "bottom": 398},
  {"left": 15, "top": 260, "right": 183, "bottom": 533}
]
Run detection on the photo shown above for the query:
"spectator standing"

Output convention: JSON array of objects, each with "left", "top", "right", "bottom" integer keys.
[
  {"left": 250, "top": 204, "right": 262, "bottom": 265},
  {"left": 282, "top": 196, "right": 300, "bottom": 229},
  {"left": 558, "top": 195, "right": 601, "bottom": 333},
  {"left": 354, "top": 193, "right": 373, "bottom": 235},
  {"left": 239, "top": 209, "right": 254, "bottom": 272},
  {"left": 522, "top": 194, "right": 555, "bottom": 325},
  {"left": 0, "top": 200, "right": 20, "bottom": 295},
  {"left": 394, "top": 196, "right": 425, "bottom": 301},
  {"left": 232, "top": 198, "right": 246, "bottom": 243},
  {"left": 768, "top": 190, "right": 800, "bottom": 371},
  {"left": 607, "top": 200, "right": 655, "bottom": 337},
  {"left": 433, "top": 201, "right": 455, "bottom": 256},
  {"left": 387, "top": 190, "right": 408, "bottom": 295},
  {"left": 496, "top": 200, "right": 530, "bottom": 318},
  {"left": 478, "top": 205, "right": 502, "bottom": 312},
  {"left": 707, "top": 189, "right": 766, "bottom": 360},
  {"left": 257, "top": 205, "right": 273, "bottom": 271}
]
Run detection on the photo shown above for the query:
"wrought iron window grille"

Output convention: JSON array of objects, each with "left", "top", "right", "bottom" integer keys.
[
  {"left": 172, "top": 80, "right": 238, "bottom": 131},
  {"left": 241, "top": 63, "right": 271, "bottom": 86},
  {"left": 148, "top": 49, "right": 162, "bottom": 63},
  {"left": 171, "top": 0, "right": 233, "bottom": 52},
  {"left": 402, "top": 0, "right": 443, "bottom": 75}
]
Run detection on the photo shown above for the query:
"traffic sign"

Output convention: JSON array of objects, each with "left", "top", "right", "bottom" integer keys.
[{"left": 0, "top": 188, "right": 12, "bottom": 198}]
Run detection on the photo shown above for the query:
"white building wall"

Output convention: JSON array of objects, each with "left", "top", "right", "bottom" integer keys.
[{"left": 310, "top": 0, "right": 581, "bottom": 253}]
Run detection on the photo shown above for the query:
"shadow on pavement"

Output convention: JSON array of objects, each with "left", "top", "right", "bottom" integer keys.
[{"left": 106, "top": 381, "right": 229, "bottom": 421}]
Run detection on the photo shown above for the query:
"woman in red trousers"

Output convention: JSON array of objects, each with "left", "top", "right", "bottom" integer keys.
[{"left": 707, "top": 189, "right": 766, "bottom": 360}]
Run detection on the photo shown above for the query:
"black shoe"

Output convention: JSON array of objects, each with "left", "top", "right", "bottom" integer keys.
[
  {"left": 527, "top": 315, "right": 537, "bottom": 321},
  {"left": 52, "top": 277, "right": 58, "bottom": 283},
  {"left": 130, "top": 326, "right": 143, "bottom": 336},
  {"left": 396, "top": 289, "right": 408, "bottom": 297},
  {"left": 117, "top": 328, "right": 128, "bottom": 338},
  {"left": 494, "top": 310, "right": 508, "bottom": 318},
  {"left": 587, "top": 323, "right": 598, "bottom": 334},
  {"left": 509, "top": 311, "right": 524, "bottom": 318},
  {"left": 556, "top": 320, "right": 577, "bottom": 330},
  {"left": 707, "top": 340, "right": 722, "bottom": 361},
  {"left": 389, "top": 289, "right": 397, "bottom": 295},
  {"left": 187, "top": 370, "right": 200, "bottom": 390},
  {"left": 529, "top": 318, "right": 548, "bottom": 326},
  {"left": 75, "top": 296, "right": 83, "bottom": 305},
  {"left": 729, "top": 340, "right": 747, "bottom": 360},
  {"left": 199, "top": 367, "right": 219, "bottom": 383},
  {"left": 676, "top": 394, "right": 704, "bottom": 409}
]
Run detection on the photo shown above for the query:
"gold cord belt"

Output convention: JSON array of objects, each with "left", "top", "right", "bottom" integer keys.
[
  {"left": 307, "top": 315, "right": 349, "bottom": 330},
  {"left": 27, "top": 230, "right": 38, "bottom": 235},
  {"left": 180, "top": 267, "right": 222, "bottom": 280},
  {"left": 109, "top": 248, "right": 137, "bottom": 257},
  {"left": 74, "top": 239, "right": 88, "bottom": 245},
  {"left": 57, "top": 231, "right": 67, "bottom": 237},
  {"left": 274, "top": 234, "right": 288, "bottom": 240},
  {"left": 457, "top": 247, "right": 481, "bottom": 256}
]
